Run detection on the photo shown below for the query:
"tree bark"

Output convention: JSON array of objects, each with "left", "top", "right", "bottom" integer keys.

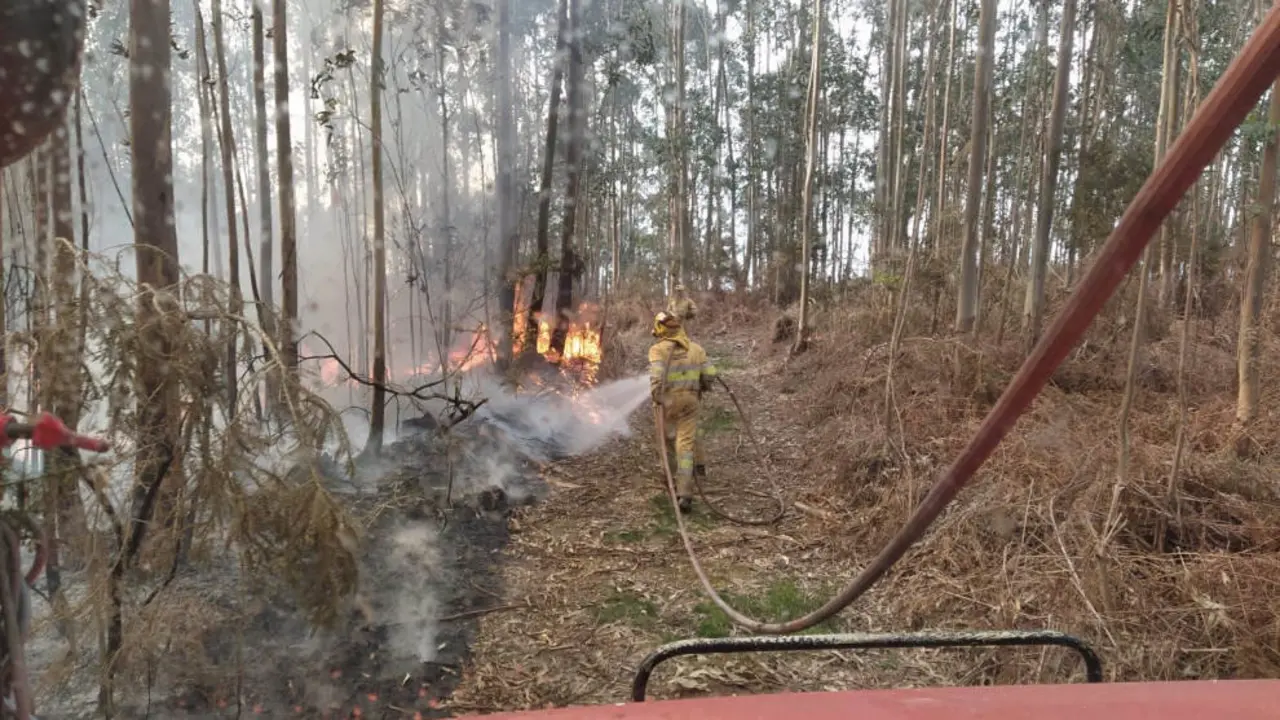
[
  {"left": 495, "top": 0, "right": 518, "bottom": 365},
  {"left": 109, "top": 0, "right": 183, "bottom": 708},
  {"left": 550, "top": 0, "right": 585, "bottom": 358},
  {"left": 274, "top": 0, "right": 300, "bottom": 378},
  {"left": 793, "top": 0, "right": 823, "bottom": 356},
  {"left": 364, "top": 0, "right": 388, "bottom": 455},
  {"left": 1236, "top": 80, "right": 1280, "bottom": 429},
  {"left": 527, "top": 0, "right": 570, "bottom": 352},
  {"left": 211, "top": 0, "right": 242, "bottom": 410},
  {"left": 1022, "top": 0, "right": 1076, "bottom": 348},
  {"left": 954, "top": 0, "right": 996, "bottom": 333}
]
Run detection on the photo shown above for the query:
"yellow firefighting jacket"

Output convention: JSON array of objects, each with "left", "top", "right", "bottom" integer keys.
[{"left": 648, "top": 326, "right": 717, "bottom": 404}]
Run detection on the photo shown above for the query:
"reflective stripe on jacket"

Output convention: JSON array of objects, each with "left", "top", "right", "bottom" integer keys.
[{"left": 649, "top": 338, "right": 717, "bottom": 398}]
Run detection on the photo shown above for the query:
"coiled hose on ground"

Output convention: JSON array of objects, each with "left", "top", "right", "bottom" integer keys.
[
  {"left": 669, "top": 367, "right": 786, "bottom": 527},
  {"left": 652, "top": 11, "right": 1280, "bottom": 634}
]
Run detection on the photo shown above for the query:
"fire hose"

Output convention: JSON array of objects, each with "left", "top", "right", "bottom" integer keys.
[
  {"left": 0, "top": 413, "right": 111, "bottom": 719},
  {"left": 652, "top": 9, "right": 1280, "bottom": 635}
]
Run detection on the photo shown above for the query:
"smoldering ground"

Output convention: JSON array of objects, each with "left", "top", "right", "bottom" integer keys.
[{"left": 26, "top": 368, "right": 653, "bottom": 718}]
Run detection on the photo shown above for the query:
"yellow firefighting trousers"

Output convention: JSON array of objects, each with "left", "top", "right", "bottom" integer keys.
[{"left": 661, "top": 391, "right": 704, "bottom": 499}]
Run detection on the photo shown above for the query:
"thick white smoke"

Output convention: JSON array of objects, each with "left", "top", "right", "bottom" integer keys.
[{"left": 474, "top": 374, "right": 652, "bottom": 459}]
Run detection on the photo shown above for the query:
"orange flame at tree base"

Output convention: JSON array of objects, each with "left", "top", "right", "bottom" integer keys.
[{"left": 512, "top": 291, "right": 603, "bottom": 374}]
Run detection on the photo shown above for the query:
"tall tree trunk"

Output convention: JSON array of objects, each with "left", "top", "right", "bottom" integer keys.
[
  {"left": 668, "top": 0, "right": 689, "bottom": 288},
  {"left": 274, "top": 0, "right": 299, "bottom": 379},
  {"left": 1236, "top": 80, "right": 1280, "bottom": 431},
  {"left": 109, "top": 0, "right": 183, "bottom": 708},
  {"left": 874, "top": 0, "right": 896, "bottom": 265},
  {"left": 886, "top": 0, "right": 908, "bottom": 260},
  {"left": 793, "top": 0, "right": 823, "bottom": 356},
  {"left": 250, "top": 0, "right": 280, "bottom": 414},
  {"left": 527, "top": 0, "right": 570, "bottom": 351},
  {"left": 550, "top": 0, "right": 585, "bottom": 358},
  {"left": 1022, "top": 0, "right": 1076, "bottom": 348},
  {"left": 931, "top": 0, "right": 956, "bottom": 259},
  {"left": 47, "top": 120, "right": 87, "bottom": 585},
  {"left": 251, "top": 1, "right": 273, "bottom": 325},
  {"left": 195, "top": 0, "right": 213, "bottom": 281},
  {"left": 0, "top": 171, "right": 4, "bottom": 411},
  {"left": 211, "top": 0, "right": 242, "bottom": 410},
  {"left": 954, "top": 0, "right": 995, "bottom": 333},
  {"left": 435, "top": 31, "right": 454, "bottom": 357},
  {"left": 1066, "top": 11, "right": 1099, "bottom": 287},
  {"left": 495, "top": 0, "right": 518, "bottom": 365},
  {"left": 1119, "top": 0, "right": 1180, "bottom": 480},
  {"left": 745, "top": 0, "right": 758, "bottom": 286},
  {"left": 364, "top": 0, "right": 388, "bottom": 455}
]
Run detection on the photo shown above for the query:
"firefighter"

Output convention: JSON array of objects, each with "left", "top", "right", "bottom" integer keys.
[
  {"left": 648, "top": 311, "right": 717, "bottom": 513},
  {"left": 666, "top": 284, "right": 697, "bottom": 324}
]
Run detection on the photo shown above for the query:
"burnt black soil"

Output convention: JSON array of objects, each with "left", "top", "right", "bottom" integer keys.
[{"left": 148, "top": 414, "right": 548, "bottom": 719}]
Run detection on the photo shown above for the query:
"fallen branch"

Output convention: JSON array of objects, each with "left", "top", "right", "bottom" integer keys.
[
  {"left": 437, "top": 602, "right": 527, "bottom": 623},
  {"left": 793, "top": 501, "right": 837, "bottom": 521},
  {"left": 297, "top": 330, "right": 450, "bottom": 402}
]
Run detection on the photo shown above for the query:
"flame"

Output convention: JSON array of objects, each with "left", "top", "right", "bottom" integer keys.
[
  {"left": 399, "top": 325, "right": 497, "bottom": 380},
  {"left": 512, "top": 303, "right": 603, "bottom": 372},
  {"left": 300, "top": 326, "right": 498, "bottom": 389}
]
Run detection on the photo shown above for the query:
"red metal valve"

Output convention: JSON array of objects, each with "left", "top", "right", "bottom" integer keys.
[
  {"left": 0, "top": 412, "right": 109, "bottom": 453},
  {"left": 30, "top": 412, "right": 110, "bottom": 452}
]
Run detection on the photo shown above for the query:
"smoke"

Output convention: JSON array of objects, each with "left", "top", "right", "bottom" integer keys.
[
  {"left": 381, "top": 522, "right": 445, "bottom": 663},
  {"left": 471, "top": 373, "right": 651, "bottom": 458},
  {"left": 321, "top": 373, "right": 652, "bottom": 676}
]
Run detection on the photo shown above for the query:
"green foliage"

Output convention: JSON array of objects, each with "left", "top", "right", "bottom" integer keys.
[
  {"left": 648, "top": 493, "right": 715, "bottom": 536},
  {"left": 596, "top": 589, "right": 660, "bottom": 627},
  {"left": 702, "top": 406, "right": 737, "bottom": 434}
]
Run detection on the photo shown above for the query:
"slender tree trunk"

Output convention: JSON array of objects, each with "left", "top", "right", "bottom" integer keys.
[
  {"left": 251, "top": 2, "right": 273, "bottom": 323},
  {"left": 109, "top": 0, "right": 183, "bottom": 707},
  {"left": 495, "top": 0, "right": 518, "bottom": 365},
  {"left": 364, "top": 0, "right": 387, "bottom": 454},
  {"left": 527, "top": 0, "right": 570, "bottom": 351},
  {"left": 1236, "top": 80, "right": 1280, "bottom": 431},
  {"left": 550, "top": 0, "right": 585, "bottom": 358},
  {"left": 954, "top": 0, "right": 995, "bottom": 333},
  {"left": 274, "top": 0, "right": 299, "bottom": 379},
  {"left": 436, "top": 34, "right": 454, "bottom": 357},
  {"left": 211, "top": 0, "right": 242, "bottom": 410},
  {"left": 745, "top": 0, "right": 758, "bottom": 286},
  {"left": 1022, "top": 0, "right": 1076, "bottom": 348},
  {"left": 250, "top": 0, "right": 280, "bottom": 415},
  {"left": 1120, "top": 0, "right": 1181, "bottom": 480},
  {"left": 793, "top": 0, "right": 822, "bottom": 356}
]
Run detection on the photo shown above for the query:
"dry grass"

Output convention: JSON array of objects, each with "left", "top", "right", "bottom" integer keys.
[
  {"left": 449, "top": 289, "right": 1280, "bottom": 713},
  {"left": 16, "top": 244, "right": 364, "bottom": 711}
]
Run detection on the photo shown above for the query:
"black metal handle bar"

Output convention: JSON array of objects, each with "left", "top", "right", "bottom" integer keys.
[{"left": 632, "top": 629, "right": 1103, "bottom": 701}]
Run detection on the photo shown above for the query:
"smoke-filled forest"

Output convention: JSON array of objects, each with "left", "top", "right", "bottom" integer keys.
[{"left": 1, "top": 0, "right": 1279, "bottom": 715}]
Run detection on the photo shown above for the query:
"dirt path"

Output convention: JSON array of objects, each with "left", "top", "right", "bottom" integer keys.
[{"left": 446, "top": 331, "right": 890, "bottom": 714}]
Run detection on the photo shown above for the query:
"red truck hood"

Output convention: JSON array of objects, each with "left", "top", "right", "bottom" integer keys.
[{"left": 471, "top": 679, "right": 1278, "bottom": 719}]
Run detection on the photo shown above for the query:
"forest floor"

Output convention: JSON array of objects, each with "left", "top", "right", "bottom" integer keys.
[
  {"left": 26, "top": 290, "right": 1280, "bottom": 718},
  {"left": 446, "top": 292, "right": 1280, "bottom": 715},
  {"left": 448, "top": 318, "right": 883, "bottom": 713}
]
